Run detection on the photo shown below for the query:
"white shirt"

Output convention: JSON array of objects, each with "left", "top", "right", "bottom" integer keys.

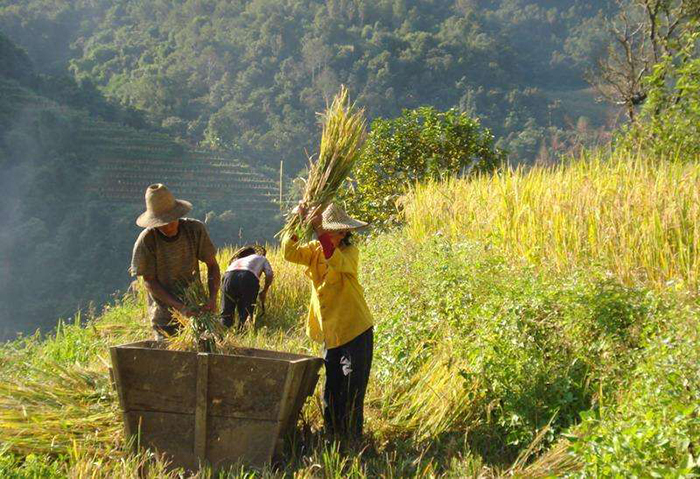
[{"left": 226, "top": 254, "right": 273, "bottom": 279}]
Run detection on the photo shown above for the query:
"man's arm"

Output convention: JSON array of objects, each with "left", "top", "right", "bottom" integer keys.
[
  {"left": 143, "top": 275, "right": 187, "bottom": 311},
  {"left": 203, "top": 255, "right": 221, "bottom": 312}
]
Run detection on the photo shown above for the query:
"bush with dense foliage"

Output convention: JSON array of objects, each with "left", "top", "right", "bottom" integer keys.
[
  {"left": 342, "top": 106, "right": 505, "bottom": 225},
  {"left": 633, "top": 24, "right": 700, "bottom": 157}
]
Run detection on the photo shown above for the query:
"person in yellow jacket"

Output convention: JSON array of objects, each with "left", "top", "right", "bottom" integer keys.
[{"left": 283, "top": 202, "right": 373, "bottom": 438}]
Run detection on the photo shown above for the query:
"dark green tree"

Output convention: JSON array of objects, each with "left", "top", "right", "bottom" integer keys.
[
  {"left": 342, "top": 107, "right": 506, "bottom": 225},
  {"left": 0, "top": 32, "right": 32, "bottom": 81}
]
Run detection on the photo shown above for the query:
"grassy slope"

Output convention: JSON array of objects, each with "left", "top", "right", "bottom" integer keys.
[{"left": 1, "top": 152, "right": 699, "bottom": 478}]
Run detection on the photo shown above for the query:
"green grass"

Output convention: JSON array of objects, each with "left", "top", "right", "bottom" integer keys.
[{"left": 1, "top": 152, "right": 699, "bottom": 477}]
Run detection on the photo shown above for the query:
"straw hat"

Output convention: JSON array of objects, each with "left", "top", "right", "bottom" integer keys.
[
  {"left": 136, "top": 184, "right": 192, "bottom": 228},
  {"left": 321, "top": 203, "right": 368, "bottom": 232}
]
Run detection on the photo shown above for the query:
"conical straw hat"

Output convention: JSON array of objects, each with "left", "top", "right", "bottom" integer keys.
[
  {"left": 321, "top": 203, "right": 368, "bottom": 232},
  {"left": 136, "top": 184, "right": 192, "bottom": 228}
]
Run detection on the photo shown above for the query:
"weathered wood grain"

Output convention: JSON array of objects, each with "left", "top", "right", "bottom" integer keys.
[
  {"left": 194, "top": 353, "right": 210, "bottom": 462},
  {"left": 207, "top": 354, "right": 289, "bottom": 420},
  {"left": 115, "top": 346, "right": 197, "bottom": 414},
  {"left": 207, "top": 416, "right": 280, "bottom": 469},
  {"left": 111, "top": 341, "right": 323, "bottom": 471},
  {"left": 124, "top": 410, "right": 197, "bottom": 470}
]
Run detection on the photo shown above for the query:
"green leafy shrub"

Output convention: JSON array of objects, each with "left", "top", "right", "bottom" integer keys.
[
  {"left": 341, "top": 107, "right": 505, "bottom": 226},
  {"left": 363, "top": 232, "right": 667, "bottom": 462},
  {"left": 569, "top": 310, "right": 700, "bottom": 477},
  {"left": 628, "top": 24, "right": 700, "bottom": 158}
]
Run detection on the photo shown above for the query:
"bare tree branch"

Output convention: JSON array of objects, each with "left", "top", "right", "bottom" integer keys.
[{"left": 586, "top": 0, "right": 693, "bottom": 122}]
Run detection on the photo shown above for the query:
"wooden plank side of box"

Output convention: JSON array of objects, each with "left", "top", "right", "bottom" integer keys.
[
  {"left": 124, "top": 410, "right": 197, "bottom": 471},
  {"left": 230, "top": 347, "right": 312, "bottom": 361},
  {"left": 282, "top": 358, "right": 323, "bottom": 435},
  {"left": 206, "top": 416, "right": 280, "bottom": 469},
  {"left": 207, "top": 354, "right": 290, "bottom": 420},
  {"left": 114, "top": 345, "right": 197, "bottom": 414}
]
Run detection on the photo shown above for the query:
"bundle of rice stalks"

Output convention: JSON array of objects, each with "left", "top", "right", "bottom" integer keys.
[
  {"left": 166, "top": 281, "right": 226, "bottom": 353},
  {"left": 280, "top": 85, "right": 366, "bottom": 241},
  {"left": 167, "top": 309, "right": 225, "bottom": 353}
]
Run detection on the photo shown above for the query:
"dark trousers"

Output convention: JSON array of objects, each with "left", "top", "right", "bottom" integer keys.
[
  {"left": 220, "top": 270, "right": 259, "bottom": 328},
  {"left": 323, "top": 327, "right": 374, "bottom": 437},
  {"left": 153, "top": 322, "right": 180, "bottom": 341}
]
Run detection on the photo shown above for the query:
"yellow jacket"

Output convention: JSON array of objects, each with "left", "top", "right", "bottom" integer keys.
[{"left": 282, "top": 234, "right": 373, "bottom": 349}]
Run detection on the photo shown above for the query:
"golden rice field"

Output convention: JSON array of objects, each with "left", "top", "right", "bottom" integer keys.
[
  {"left": 1, "top": 149, "right": 699, "bottom": 477},
  {"left": 403, "top": 149, "right": 700, "bottom": 291}
]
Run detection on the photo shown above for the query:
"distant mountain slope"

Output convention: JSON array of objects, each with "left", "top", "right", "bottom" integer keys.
[
  {"left": 0, "top": 76, "right": 279, "bottom": 211},
  {"left": 0, "top": 0, "right": 617, "bottom": 167},
  {"left": 0, "top": 37, "right": 280, "bottom": 338}
]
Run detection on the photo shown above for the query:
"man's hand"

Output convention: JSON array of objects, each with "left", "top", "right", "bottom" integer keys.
[
  {"left": 177, "top": 304, "right": 200, "bottom": 317},
  {"left": 202, "top": 295, "right": 217, "bottom": 313},
  {"left": 144, "top": 276, "right": 190, "bottom": 313}
]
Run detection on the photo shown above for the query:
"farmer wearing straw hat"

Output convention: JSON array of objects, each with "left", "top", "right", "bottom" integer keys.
[
  {"left": 283, "top": 202, "right": 373, "bottom": 438},
  {"left": 130, "top": 184, "right": 220, "bottom": 340},
  {"left": 220, "top": 244, "right": 274, "bottom": 328}
]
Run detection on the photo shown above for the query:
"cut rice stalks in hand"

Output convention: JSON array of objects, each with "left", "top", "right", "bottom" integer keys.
[
  {"left": 166, "top": 281, "right": 225, "bottom": 353},
  {"left": 280, "top": 85, "right": 366, "bottom": 242},
  {"left": 167, "top": 309, "right": 224, "bottom": 353}
]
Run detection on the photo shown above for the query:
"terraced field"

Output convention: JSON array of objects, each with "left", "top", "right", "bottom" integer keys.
[
  {"left": 1, "top": 78, "right": 280, "bottom": 212},
  {"left": 81, "top": 122, "right": 280, "bottom": 211}
]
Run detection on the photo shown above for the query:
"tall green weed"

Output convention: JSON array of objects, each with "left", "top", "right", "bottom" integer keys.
[
  {"left": 364, "top": 232, "right": 675, "bottom": 463},
  {"left": 569, "top": 310, "right": 700, "bottom": 477}
]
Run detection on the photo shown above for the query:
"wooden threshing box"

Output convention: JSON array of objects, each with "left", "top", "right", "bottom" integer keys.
[{"left": 110, "top": 340, "right": 323, "bottom": 471}]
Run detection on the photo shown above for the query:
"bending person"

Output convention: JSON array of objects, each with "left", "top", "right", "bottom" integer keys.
[
  {"left": 221, "top": 245, "right": 273, "bottom": 328},
  {"left": 130, "top": 184, "right": 220, "bottom": 340},
  {"left": 282, "top": 202, "right": 373, "bottom": 438}
]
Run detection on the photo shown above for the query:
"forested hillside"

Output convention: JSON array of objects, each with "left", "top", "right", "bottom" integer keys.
[
  {"left": 0, "top": 0, "right": 626, "bottom": 338},
  {"left": 0, "top": 34, "right": 129, "bottom": 338},
  {"left": 1, "top": 0, "right": 615, "bottom": 169},
  {"left": 0, "top": 32, "right": 280, "bottom": 338}
]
